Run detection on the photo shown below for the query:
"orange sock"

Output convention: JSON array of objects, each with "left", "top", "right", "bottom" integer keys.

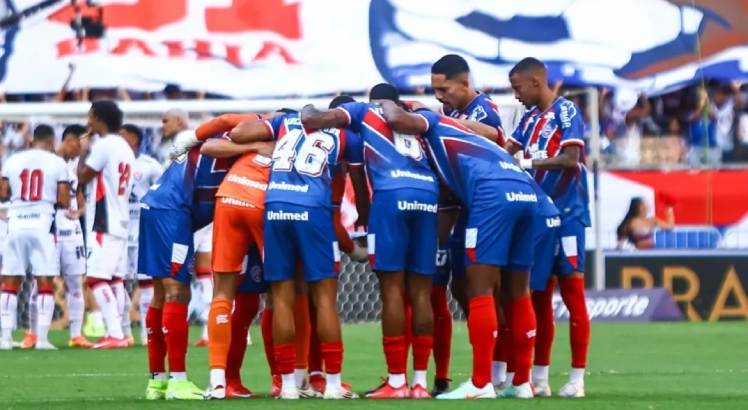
[
  {"left": 294, "top": 295, "right": 311, "bottom": 370},
  {"left": 208, "top": 298, "right": 233, "bottom": 369}
]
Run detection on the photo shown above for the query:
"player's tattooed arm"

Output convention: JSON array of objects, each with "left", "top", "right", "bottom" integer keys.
[
  {"left": 524, "top": 145, "right": 581, "bottom": 170},
  {"left": 56, "top": 181, "right": 71, "bottom": 210},
  {"left": 300, "top": 105, "right": 348, "bottom": 129},
  {"left": 77, "top": 165, "right": 98, "bottom": 188},
  {"left": 348, "top": 166, "right": 370, "bottom": 230},
  {"left": 456, "top": 119, "right": 500, "bottom": 143},
  {"left": 379, "top": 100, "right": 428, "bottom": 134},
  {"left": 0, "top": 178, "right": 9, "bottom": 202},
  {"left": 200, "top": 139, "right": 275, "bottom": 158},
  {"left": 504, "top": 140, "right": 522, "bottom": 156}
]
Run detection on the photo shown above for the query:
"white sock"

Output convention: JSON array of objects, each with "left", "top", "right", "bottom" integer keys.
[
  {"left": 0, "top": 291, "right": 18, "bottom": 341},
  {"left": 121, "top": 288, "right": 133, "bottom": 338},
  {"left": 170, "top": 372, "right": 187, "bottom": 381},
  {"left": 110, "top": 281, "right": 127, "bottom": 337},
  {"left": 139, "top": 286, "right": 153, "bottom": 340},
  {"left": 36, "top": 293, "right": 55, "bottom": 344},
  {"left": 505, "top": 372, "right": 515, "bottom": 386},
  {"left": 412, "top": 370, "right": 427, "bottom": 388},
  {"left": 492, "top": 361, "right": 507, "bottom": 385},
  {"left": 570, "top": 368, "right": 585, "bottom": 385},
  {"left": 210, "top": 368, "right": 226, "bottom": 389},
  {"left": 326, "top": 373, "right": 342, "bottom": 390},
  {"left": 294, "top": 368, "right": 308, "bottom": 388},
  {"left": 90, "top": 310, "right": 104, "bottom": 328},
  {"left": 532, "top": 365, "right": 549, "bottom": 384},
  {"left": 91, "top": 284, "right": 124, "bottom": 339},
  {"left": 64, "top": 275, "right": 85, "bottom": 338},
  {"left": 201, "top": 323, "right": 208, "bottom": 340},
  {"left": 27, "top": 282, "right": 38, "bottom": 334},
  {"left": 281, "top": 373, "right": 296, "bottom": 391},
  {"left": 152, "top": 372, "right": 167, "bottom": 381},
  {"left": 388, "top": 373, "right": 406, "bottom": 388}
]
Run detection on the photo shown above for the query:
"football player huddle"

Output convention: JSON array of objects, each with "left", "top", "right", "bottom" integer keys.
[{"left": 0, "top": 55, "right": 591, "bottom": 402}]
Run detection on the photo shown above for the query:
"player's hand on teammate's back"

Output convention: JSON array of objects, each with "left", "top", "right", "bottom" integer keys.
[{"left": 170, "top": 131, "right": 200, "bottom": 159}]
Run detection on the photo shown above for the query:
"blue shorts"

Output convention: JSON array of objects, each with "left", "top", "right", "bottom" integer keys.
[
  {"left": 367, "top": 189, "right": 438, "bottom": 275},
  {"left": 237, "top": 245, "right": 268, "bottom": 294},
  {"left": 465, "top": 180, "right": 537, "bottom": 271},
  {"left": 263, "top": 203, "right": 339, "bottom": 283},
  {"left": 434, "top": 210, "right": 467, "bottom": 285},
  {"left": 554, "top": 217, "right": 587, "bottom": 276},
  {"left": 138, "top": 207, "right": 194, "bottom": 284},
  {"left": 530, "top": 215, "right": 561, "bottom": 291}
]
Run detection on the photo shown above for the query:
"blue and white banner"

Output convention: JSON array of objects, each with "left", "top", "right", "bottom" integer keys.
[{"left": 1, "top": 0, "right": 747, "bottom": 97}]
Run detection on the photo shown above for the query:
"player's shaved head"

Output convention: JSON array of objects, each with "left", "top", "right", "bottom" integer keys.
[
  {"left": 509, "top": 57, "right": 552, "bottom": 109},
  {"left": 509, "top": 57, "right": 547, "bottom": 79},
  {"left": 120, "top": 123, "right": 143, "bottom": 154},
  {"left": 431, "top": 54, "right": 476, "bottom": 112},
  {"left": 33, "top": 124, "right": 54, "bottom": 142},
  {"left": 329, "top": 95, "right": 355, "bottom": 109},
  {"left": 369, "top": 83, "right": 400, "bottom": 103},
  {"left": 431, "top": 54, "right": 470, "bottom": 79}
]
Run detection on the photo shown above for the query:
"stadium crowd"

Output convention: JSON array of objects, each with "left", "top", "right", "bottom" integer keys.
[{"left": 0, "top": 52, "right": 734, "bottom": 403}]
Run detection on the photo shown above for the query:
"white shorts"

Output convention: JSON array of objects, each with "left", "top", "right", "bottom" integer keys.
[
  {"left": 193, "top": 223, "right": 213, "bottom": 254},
  {"left": 116, "top": 246, "right": 139, "bottom": 280},
  {"left": 57, "top": 236, "right": 86, "bottom": 276},
  {"left": 1, "top": 228, "right": 58, "bottom": 277},
  {"left": 86, "top": 233, "right": 127, "bottom": 280}
]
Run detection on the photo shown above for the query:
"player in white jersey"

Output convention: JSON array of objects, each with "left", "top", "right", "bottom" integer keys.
[
  {"left": 0, "top": 125, "right": 70, "bottom": 350},
  {"left": 192, "top": 223, "right": 213, "bottom": 347},
  {"left": 78, "top": 100, "right": 136, "bottom": 349},
  {"left": 119, "top": 124, "right": 164, "bottom": 345}
]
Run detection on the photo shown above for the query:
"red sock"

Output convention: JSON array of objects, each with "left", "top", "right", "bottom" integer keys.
[
  {"left": 431, "top": 285, "right": 452, "bottom": 380},
  {"left": 274, "top": 343, "right": 296, "bottom": 375},
  {"left": 403, "top": 297, "right": 413, "bottom": 366},
  {"left": 226, "top": 293, "right": 260, "bottom": 384},
  {"left": 308, "top": 302, "right": 322, "bottom": 373},
  {"left": 382, "top": 336, "right": 407, "bottom": 374},
  {"left": 412, "top": 335, "right": 433, "bottom": 371},
  {"left": 560, "top": 276, "right": 590, "bottom": 369},
  {"left": 145, "top": 306, "right": 166, "bottom": 374},
  {"left": 510, "top": 296, "right": 536, "bottom": 385},
  {"left": 467, "top": 295, "right": 497, "bottom": 388},
  {"left": 261, "top": 308, "right": 276, "bottom": 375},
  {"left": 162, "top": 302, "right": 188, "bottom": 373},
  {"left": 293, "top": 295, "right": 311, "bottom": 370},
  {"left": 532, "top": 276, "right": 556, "bottom": 366},
  {"left": 321, "top": 341, "right": 343, "bottom": 374}
]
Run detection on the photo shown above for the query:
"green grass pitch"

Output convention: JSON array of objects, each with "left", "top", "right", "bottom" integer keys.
[{"left": 1, "top": 322, "right": 746, "bottom": 409}]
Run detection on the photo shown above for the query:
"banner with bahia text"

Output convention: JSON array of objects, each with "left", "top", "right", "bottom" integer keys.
[{"left": 1, "top": 0, "right": 748, "bottom": 97}]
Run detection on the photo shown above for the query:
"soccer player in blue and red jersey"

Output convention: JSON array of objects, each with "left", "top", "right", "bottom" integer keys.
[
  {"left": 227, "top": 111, "right": 366, "bottom": 400},
  {"left": 139, "top": 134, "right": 266, "bottom": 400},
  {"left": 430, "top": 54, "right": 506, "bottom": 395},
  {"left": 505, "top": 57, "right": 591, "bottom": 398},
  {"left": 301, "top": 83, "right": 439, "bottom": 399},
  {"left": 378, "top": 100, "right": 539, "bottom": 400}
]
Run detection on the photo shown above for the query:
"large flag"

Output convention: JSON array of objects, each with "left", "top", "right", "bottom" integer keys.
[{"left": 1, "top": 0, "right": 747, "bottom": 97}]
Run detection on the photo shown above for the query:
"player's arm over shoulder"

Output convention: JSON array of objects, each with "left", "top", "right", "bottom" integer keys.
[
  {"left": 300, "top": 104, "right": 351, "bottom": 130},
  {"left": 380, "top": 100, "right": 429, "bottom": 134}
]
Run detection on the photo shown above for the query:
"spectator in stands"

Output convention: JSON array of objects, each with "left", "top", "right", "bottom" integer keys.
[
  {"left": 616, "top": 197, "right": 675, "bottom": 250},
  {"left": 687, "top": 86, "right": 719, "bottom": 166},
  {"left": 712, "top": 81, "right": 744, "bottom": 163},
  {"left": 608, "top": 89, "right": 652, "bottom": 166},
  {"left": 1, "top": 121, "right": 31, "bottom": 163},
  {"left": 163, "top": 84, "right": 183, "bottom": 100},
  {"left": 736, "top": 105, "right": 748, "bottom": 161},
  {"left": 155, "top": 108, "right": 190, "bottom": 165}
]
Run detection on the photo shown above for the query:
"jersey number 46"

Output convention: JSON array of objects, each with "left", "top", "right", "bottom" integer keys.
[{"left": 272, "top": 129, "right": 335, "bottom": 177}]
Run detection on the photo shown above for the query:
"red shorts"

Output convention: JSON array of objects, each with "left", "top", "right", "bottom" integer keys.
[{"left": 211, "top": 197, "right": 264, "bottom": 274}]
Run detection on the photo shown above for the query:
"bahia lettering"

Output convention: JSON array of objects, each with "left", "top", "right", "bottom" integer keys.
[
  {"left": 546, "top": 216, "right": 561, "bottom": 228},
  {"left": 397, "top": 201, "right": 438, "bottom": 213},
  {"left": 267, "top": 210, "right": 309, "bottom": 221},
  {"left": 390, "top": 169, "right": 435, "bottom": 182},
  {"left": 268, "top": 181, "right": 309, "bottom": 192},
  {"left": 505, "top": 192, "right": 538, "bottom": 202},
  {"left": 227, "top": 173, "right": 268, "bottom": 190}
]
